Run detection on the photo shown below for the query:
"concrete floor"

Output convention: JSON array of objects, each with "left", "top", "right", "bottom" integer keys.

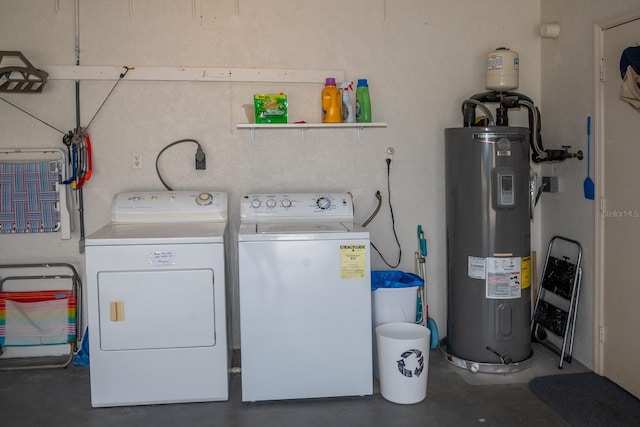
[{"left": 0, "top": 343, "right": 587, "bottom": 427}]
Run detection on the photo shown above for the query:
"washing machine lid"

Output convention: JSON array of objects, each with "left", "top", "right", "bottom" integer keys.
[
  {"left": 86, "top": 221, "right": 227, "bottom": 245},
  {"left": 238, "top": 221, "right": 368, "bottom": 241},
  {"left": 256, "top": 221, "right": 350, "bottom": 234}
]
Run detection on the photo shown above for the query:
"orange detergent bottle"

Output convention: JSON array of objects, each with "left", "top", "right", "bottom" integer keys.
[{"left": 322, "top": 77, "right": 342, "bottom": 123}]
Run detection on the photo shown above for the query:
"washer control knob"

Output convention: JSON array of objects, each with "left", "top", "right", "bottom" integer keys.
[
  {"left": 250, "top": 199, "right": 261, "bottom": 208},
  {"left": 316, "top": 197, "right": 331, "bottom": 210},
  {"left": 266, "top": 198, "right": 277, "bottom": 208},
  {"left": 196, "top": 192, "right": 213, "bottom": 205},
  {"left": 281, "top": 199, "right": 292, "bottom": 208}
]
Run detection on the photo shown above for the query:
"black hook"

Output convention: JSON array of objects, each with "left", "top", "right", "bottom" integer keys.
[{"left": 119, "top": 66, "right": 134, "bottom": 79}]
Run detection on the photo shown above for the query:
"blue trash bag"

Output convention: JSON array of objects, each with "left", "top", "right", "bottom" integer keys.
[
  {"left": 73, "top": 327, "right": 89, "bottom": 367},
  {"left": 371, "top": 270, "right": 424, "bottom": 291}
]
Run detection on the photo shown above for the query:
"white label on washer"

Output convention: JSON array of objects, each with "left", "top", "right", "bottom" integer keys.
[
  {"left": 468, "top": 256, "right": 486, "bottom": 279},
  {"left": 148, "top": 250, "right": 176, "bottom": 266},
  {"left": 486, "top": 257, "right": 521, "bottom": 299}
]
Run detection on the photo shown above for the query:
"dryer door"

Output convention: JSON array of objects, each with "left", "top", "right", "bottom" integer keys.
[{"left": 97, "top": 269, "right": 216, "bottom": 351}]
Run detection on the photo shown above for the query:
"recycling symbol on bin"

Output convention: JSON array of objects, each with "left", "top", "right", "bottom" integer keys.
[{"left": 397, "top": 349, "right": 424, "bottom": 378}]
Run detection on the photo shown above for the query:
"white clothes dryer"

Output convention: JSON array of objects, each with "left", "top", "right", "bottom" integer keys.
[
  {"left": 85, "top": 191, "right": 229, "bottom": 407},
  {"left": 238, "top": 193, "right": 373, "bottom": 402}
]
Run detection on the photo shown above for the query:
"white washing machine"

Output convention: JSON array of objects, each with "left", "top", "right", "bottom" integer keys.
[
  {"left": 85, "top": 191, "right": 229, "bottom": 407},
  {"left": 238, "top": 192, "right": 373, "bottom": 402}
]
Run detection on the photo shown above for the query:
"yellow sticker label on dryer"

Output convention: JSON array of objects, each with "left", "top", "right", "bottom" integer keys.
[{"left": 340, "top": 244, "right": 367, "bottom": 279}]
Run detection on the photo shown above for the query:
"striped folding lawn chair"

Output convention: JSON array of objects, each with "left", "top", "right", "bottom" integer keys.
[{"left": 0, "top": 263, "right": 81, "bottom": 370}]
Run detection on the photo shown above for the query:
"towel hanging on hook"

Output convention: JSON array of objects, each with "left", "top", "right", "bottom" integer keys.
[
  {"left": 620, "top": 45, "right": 640, "bottom": 78},
  {"left": 620, "top": 46, "right": 640, "bottom": 111}
]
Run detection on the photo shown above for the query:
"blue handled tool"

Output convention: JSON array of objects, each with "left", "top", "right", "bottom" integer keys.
[
  {"left": 415, "top": 225, "right": 439, "bottom": 349},
  {"left": 584, "top": 116, "right": 595, "bottom": 200},
  {"left": 417, "top": 225, "right": 427, "bottom": 257}
]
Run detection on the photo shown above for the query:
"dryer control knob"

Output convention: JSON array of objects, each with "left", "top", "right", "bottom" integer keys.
[
  {"left": 281, "top": 199, "right": 292, "bottom": 208},
  {"left": 196, "top": 192, "right": 213, "bottom": 205},
  {"left": 316, "top": 197, "right": 331, "bottom": 210},
  {"left": 266, "top": 198, "right": 277, "bottom": 208},
  {"left": 251, "top": 199, "right": 261, "bottom": 208}
]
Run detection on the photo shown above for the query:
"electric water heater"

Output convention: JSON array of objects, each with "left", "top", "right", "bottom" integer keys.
[
  {"left": 443, "top": 47, "right": 582, "bottom": 372},
  {"left": 444, "top": 126, "right": 532, "bottom": 368}
]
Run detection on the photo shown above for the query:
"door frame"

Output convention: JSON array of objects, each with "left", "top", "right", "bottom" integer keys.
[{"left": 593, "top": 9, "right": 640, "bottom": 375}]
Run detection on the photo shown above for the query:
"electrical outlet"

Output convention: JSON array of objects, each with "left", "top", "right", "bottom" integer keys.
[
  {"left": 384, "top": 147, "right": 395, "bottom": 168},
  {"left": 542, "top": 176, "right": 558, "bottom": 192},
  {"left": 132, "top": 152, "right": 143, "bottom": 170}
]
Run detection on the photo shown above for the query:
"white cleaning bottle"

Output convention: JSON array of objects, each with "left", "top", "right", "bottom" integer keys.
[{"left": 340, "top": 81, "right": 355, "bottom": 123}]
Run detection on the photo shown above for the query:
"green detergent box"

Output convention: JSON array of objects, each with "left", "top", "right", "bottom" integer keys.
[{"left": 254, "top": 93, "right": 288, "bottom": 124}]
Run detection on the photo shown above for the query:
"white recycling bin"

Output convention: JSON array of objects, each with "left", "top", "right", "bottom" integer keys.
[{"left": 376, "top": 322, "right": 430, "bottom": 404}]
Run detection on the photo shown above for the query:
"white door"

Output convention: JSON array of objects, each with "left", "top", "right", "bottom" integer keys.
[{"left": 601, "top": 16, "right": 640, "bottom": 398}]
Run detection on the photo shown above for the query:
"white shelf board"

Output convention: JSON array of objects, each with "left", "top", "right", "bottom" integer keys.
[
  {"left": 44, "top": 65, "right": 345, "bottom": 83},
  {"left": 236, "top": 122, "right": 387, "bottom": 129},
  {"left": 237, "top": 122, "right": 387, "bottom": 142}
]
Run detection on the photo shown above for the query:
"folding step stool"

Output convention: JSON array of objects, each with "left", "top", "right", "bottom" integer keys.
[{"left": 531, "top": 236, "right": 583, "bottom": 369}]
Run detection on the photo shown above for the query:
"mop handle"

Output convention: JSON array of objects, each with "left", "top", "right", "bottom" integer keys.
[{"left": 415, "top": 225, "right": 428, "bottom": 325}]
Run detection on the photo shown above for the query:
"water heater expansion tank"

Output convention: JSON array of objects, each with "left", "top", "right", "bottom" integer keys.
[
  {"left": 445, "top": 126, "right": 532, "bottom": 367},
  {"left": 486, "top": 48, "right": 519, "bottom": 92}
]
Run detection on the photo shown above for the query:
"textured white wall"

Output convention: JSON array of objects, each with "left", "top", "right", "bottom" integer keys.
[
  {"left": 0, "top": 0, "right": 542, "bottom": 350},
  {"left": 539, "top": 0, "right": 640, "bottom": 370}
]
